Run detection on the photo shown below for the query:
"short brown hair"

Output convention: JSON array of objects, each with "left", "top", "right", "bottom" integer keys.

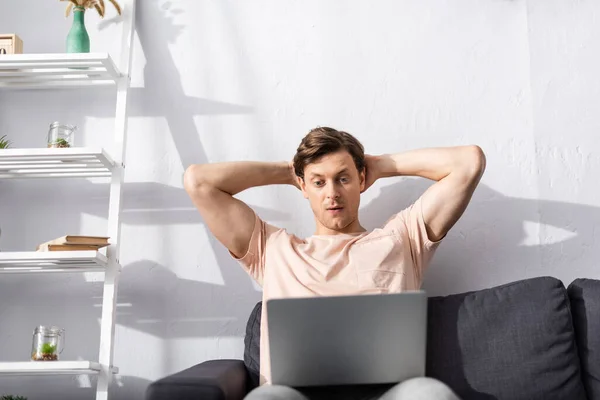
[{"left": 293, "top": 127, "right": 365, "bottom": 179}]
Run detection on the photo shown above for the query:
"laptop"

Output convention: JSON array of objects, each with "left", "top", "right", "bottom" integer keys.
[{"left": 266, "top": 291, "right": 428, "bottom": 387}]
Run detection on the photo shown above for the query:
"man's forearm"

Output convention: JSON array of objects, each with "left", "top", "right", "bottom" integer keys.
[
  {"left": 374, "top": 146, "right": 485, "bottom": 182},
  {"left": 186, "top": 161, "right": 294, "bottom": 196}
]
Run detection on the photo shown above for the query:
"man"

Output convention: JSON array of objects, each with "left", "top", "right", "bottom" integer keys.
[{"left": 184, "top": 127, "right": 486, "bottom": 400}]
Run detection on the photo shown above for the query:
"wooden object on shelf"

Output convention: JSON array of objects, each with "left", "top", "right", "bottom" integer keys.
[
  {"left": 36, "top": 235, "right": 110, "bottom": 252},
  {"left": 44, "top": 235, "right": 109, "bottom": 246},
  {"left": 0, "top": 34, "right": 23, "bottom": 55},
  {"left": 36, "top": 243, "right": 107, "bottom": 252}
]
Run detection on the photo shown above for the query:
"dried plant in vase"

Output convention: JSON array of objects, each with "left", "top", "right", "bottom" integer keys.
[
  {"left": 0, "top": 135, "right": 12, "bottom": 149},
  {"left": 59, "top": 0, "right": 123, "bottom": 54},
  {"left": 62, "top": 0, "right": 122, "bottom": 18}
]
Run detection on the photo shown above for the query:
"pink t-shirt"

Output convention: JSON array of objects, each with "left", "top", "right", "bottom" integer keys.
[{"left": 232, "top": 197, "right": 442, "bottom": 385}]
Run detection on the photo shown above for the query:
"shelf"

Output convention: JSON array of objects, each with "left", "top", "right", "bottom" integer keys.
[
  {"left": 0, "top": 251, "right": 108, "bottom": 274},
  {"left": 0, "top": 361, "right": 118, "bottom": 375},
  {"left": 0, "top": 147, "right": 116, "bottom": 179},
  {"left": 0, "top": 53, "right": 123, "bottom": 89}
]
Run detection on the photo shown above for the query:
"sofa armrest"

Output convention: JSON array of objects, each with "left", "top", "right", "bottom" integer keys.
[{"left": 145, "top": 359, "right": 249, "bottom": 400}]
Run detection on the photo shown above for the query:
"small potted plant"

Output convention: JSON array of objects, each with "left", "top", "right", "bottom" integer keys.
[
  {"left": 31, "top": 343, "right": 58, "bottom": 361},
  {"left": 1, "top": 396, "right": 28, "bottom": 400},
  {"left": 0, "top": 135, "right": 11, "bottom": 149},
  {"left": 51, "top": 138, "right": 71, "bottom": 148},
  {"left": 47, "top": 122, "right": 75, "bottom": 148}
]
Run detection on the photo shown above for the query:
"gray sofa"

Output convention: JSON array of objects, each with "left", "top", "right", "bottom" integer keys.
[{"left": 145, "top": 276, "right": 600, "bottom": 400}]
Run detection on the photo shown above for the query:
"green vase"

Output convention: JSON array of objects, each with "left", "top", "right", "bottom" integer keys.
[{"left": 66, "top": 7, "right": 90, "bottom": 53}]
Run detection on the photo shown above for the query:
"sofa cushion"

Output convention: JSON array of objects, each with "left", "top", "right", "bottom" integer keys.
[
  {"left": 568, "top": 278, "right": 600, "bottom": 400},
  {"left": 244, "top": 301, "right": 262, "bottom": 389},
  {"left": 427, "top": 276, "right": 587, "bottom": 400},
  {"left": 145, "top": 360, "right": 248, "bottom": 400}
]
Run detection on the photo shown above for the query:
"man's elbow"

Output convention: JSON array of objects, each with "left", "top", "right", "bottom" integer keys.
[
  {"left": 183, "top": 164, "right": 209, "bottom": 194},
  {"left": 462, "top": 145, "right": 486, "bottom": 180}
]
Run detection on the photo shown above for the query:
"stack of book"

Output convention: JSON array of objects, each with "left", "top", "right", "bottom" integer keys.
[{"left": 36, "top": 235, "right": 110, "bottom": 252}]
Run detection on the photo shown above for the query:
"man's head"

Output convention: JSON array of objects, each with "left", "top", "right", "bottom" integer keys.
[{"left": 293, "top": 127, "right": 366, "bottom": 235}]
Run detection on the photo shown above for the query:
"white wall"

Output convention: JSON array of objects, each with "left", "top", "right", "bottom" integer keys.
[{"left": 0, "top": 0, "right": 599, "bottom": 398}]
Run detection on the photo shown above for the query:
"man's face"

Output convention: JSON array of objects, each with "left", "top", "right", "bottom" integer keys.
[{"left": 299, "top": 150, "right": 365, "bottom": 234}]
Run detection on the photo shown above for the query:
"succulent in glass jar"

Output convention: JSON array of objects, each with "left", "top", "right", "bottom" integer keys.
[
  {"left": 47, "top": 122, "right": 75, "bottom": 148},
  {"left": 31, "top": 325, "right": 64, "bottom": 361},
  {"left": 31, "top": 342, "right": 58, "bottom": 361},
  {"left": 51, "top": 138, "right": 71, "bottom": 148}
]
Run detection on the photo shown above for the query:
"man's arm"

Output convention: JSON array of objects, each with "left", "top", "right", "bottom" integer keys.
[
  {"left": 183, "top": 161, "right": 297, "bottom": 258},
  {"left": 368, "top": 146, "right": 486, "bottom": 242}
]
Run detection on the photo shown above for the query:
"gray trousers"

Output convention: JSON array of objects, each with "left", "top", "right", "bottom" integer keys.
[{"left": 245, "top": 377, "right": 461, "bottom": 400}]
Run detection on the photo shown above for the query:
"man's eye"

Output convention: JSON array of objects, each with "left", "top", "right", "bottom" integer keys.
[
  {"left": 340, "top": 177, "right": 349, "bottom": 183},
  {"left": 314, "top": 181, "right": 324, "bottom": 187}
]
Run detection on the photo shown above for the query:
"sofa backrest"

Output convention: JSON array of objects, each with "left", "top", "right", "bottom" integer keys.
[
  {"left": 568, "top": 278, "right": 600, "bottom": 400},
  {"left": 244, "top": 276, "right": 591, "bottom": 399}
]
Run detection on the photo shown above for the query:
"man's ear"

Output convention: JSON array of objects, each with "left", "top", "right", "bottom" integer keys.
[
  {"left": 298, "top": 177, "right": 309, "bottom": 199},
  {"left": 359, "top": 169, "right": 366, "bottom": 193}
]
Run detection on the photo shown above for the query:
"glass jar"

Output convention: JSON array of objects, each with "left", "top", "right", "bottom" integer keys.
[
  {"left": 47, "top": 122, "right": 75, "bottom": 148},
  {"left": 31, "top": 325, "right": 65, "bottom": 361}
]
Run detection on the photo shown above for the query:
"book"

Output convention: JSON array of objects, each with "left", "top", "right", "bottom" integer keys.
[
  {"left": 37, "top": 243, "right": 105, "bottom": 252},
  {"left": 42, "top": 235, "right": 109, "bottom": 245},
  {"left": 36, "top": 235, "right": 110, "bottom": 252}
]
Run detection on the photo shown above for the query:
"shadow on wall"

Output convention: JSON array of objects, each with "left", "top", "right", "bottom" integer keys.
[
  {"left": 361, "top": 179, "right": 600, "bottom": 295},
  {"left": 129, "top": 0, "right": 253, "bottom": 166}
]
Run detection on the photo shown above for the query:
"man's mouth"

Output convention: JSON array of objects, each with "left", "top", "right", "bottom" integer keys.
[{"left": 327, "top": 206, "right": 344, "bottom": 212}]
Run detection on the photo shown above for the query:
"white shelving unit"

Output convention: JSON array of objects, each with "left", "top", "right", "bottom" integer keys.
[
  {"left": 0, "top": 1, "right": 136, "bottom": 399},
  {"left": 0, "top": 361, "right": 118, "bottom": 375},
  {"left": 0, "top": 147, "right": 116, "bottom": 178},
  {"left": 0, "top": 53, "right": 122, "bottom": 89},
  {"left": 0, "top": 251, "right": 108, "bottom": 273}
]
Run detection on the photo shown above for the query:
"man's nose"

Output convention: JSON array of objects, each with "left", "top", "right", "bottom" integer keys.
[{"left": 326, "top": 182, "right": 340, "bottom": 199}]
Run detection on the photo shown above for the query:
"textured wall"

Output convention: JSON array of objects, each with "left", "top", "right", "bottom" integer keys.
[{"left": 0, "top": 0, "right": 598, "bottom": 398}]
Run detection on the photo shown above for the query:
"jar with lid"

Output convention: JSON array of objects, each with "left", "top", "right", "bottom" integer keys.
[
  {"left": 47, "top": 122, "right": 75, "bottom": 148},
  {"left": 31, "top": 325, "right": 65, "bottom": 361}
]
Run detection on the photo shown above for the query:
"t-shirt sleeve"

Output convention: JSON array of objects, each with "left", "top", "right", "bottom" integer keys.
[
  {"left": 229, "top": 211, "right": 279, "bottom": 286},
  {"left": 382, "top": 196, "right": 444, "bottom": 282}
]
